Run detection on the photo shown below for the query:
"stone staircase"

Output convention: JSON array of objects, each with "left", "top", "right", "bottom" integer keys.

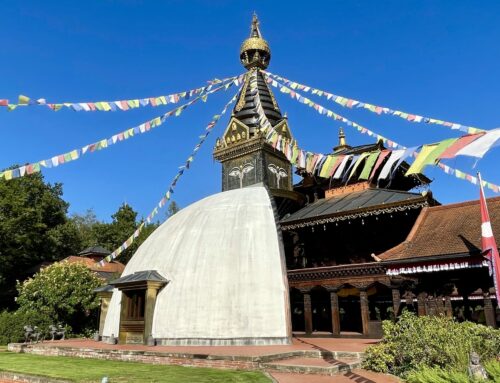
[{"left": 260, "top": 350, "right": 363, "bottom": 376}]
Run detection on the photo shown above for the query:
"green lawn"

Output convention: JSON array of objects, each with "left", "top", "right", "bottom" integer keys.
[{"left": 0, "top": 352, "right": 271, "bottom": 383}]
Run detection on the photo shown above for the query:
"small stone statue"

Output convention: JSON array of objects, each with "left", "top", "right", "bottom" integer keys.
[
  {"left": 468, "top": 351, "right": 488, "bottom": 380},
  {"left": 49, "top": 325, "right": 66, "bottom": 341},
  {"left": 23, "top": 325, "right": 41, "bottom": 343}
]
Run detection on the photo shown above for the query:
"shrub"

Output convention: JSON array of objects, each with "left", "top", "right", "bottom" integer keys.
[
  {"left": 405, "top": 361, "right": 500, "bottom": 383},
  {"left": 16, "top": 261, "right": 102, "bottom": 336},
  {"left": 406, "top": 366, "right": 472, "bottom": 383},
  {"left": 484, "top": 360, "right": 500, "bottom": 382},
  {"left": 362, "top": 311, "right": 500, "bottom": 377},
  {"left": 0, "top": 309, "right": 52, "bottom": 345}
]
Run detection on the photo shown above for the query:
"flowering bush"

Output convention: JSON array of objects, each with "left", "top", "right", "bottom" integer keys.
[
  {"left": 16, "top": 261, "right": 102, "bottom": 336},
  {"left": 362, "top": 311, "right": 500, "bottom": 378}
]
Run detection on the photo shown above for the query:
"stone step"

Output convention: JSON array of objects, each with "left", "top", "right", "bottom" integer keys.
[{"left": 262, "top": 356, "right": 362, "bottom": 376}]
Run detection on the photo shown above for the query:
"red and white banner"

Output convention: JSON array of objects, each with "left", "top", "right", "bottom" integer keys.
[{"left": 479, "top": 172, "right": 500, "bottom": 303}]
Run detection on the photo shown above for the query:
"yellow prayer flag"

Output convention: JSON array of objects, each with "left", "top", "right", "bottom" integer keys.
[
  {"left": 406, "top": 145, "right": 438, "bottom": 175},
  {"left": 319, "top": 156, "right": 333, "bottom": 178},
  {"left": 18, "top": 95, "right": 30, "bottom": 105}
]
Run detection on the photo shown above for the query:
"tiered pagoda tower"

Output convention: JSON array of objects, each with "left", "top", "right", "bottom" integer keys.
[{"left": 213, "top": 15, "right": 296, "bottom": 202}]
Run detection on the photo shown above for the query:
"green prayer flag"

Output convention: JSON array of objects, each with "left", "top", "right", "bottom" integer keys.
[
  {"left": 359, "top": 151, "right": 380, "bottom": 180},
  {"left": 319, "top": 156, "right": 334, "bottom": 178},
  {"left": 348, "top": 152, "right": 370, "bottom": 180},
  {"left": 406, "top": 138, "right": 457, "bottom": 176}
]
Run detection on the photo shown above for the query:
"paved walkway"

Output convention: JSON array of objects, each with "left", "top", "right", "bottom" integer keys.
[
  {"left": 270, "top": 370, "right": 401, "bottom": 382},
  {"left": 9, "top": 337, "right": 401, "bottom": 382},
  {"left": 34, "top": 336, "right": 379, "bottom": 356}
]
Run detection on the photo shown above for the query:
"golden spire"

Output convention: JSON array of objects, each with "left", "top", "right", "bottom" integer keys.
[
  {"left": 339, "top": 127, "right": 347, "bottom": 147},
  {"left": 333, "top": 127, "right": 349, "bottom": 152},
  {"left": 240, "top": 13, "right": 271, "bottom": 70}
]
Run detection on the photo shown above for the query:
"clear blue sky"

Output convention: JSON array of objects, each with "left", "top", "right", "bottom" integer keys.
[{"left": 1, "top": 1, "right": 499, "bottom": 222}]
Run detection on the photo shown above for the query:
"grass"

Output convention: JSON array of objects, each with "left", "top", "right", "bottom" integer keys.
[{"left": 0, "top": 352, "right": 271, "bottom": 383}]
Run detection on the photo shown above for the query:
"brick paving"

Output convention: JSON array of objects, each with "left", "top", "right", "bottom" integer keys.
[
  {"left": 8, "top": 337, "right": 395, "bottom": 382},
  {"left": 32, "top": 336, "right": 379, "bottom": 356},
  {"left": 270, "top": 369, "right": 401, "bottom": 382}
]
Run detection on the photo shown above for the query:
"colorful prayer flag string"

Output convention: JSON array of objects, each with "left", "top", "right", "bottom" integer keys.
[
  {"left": 264, "top": 70, "right": 486, "bottom": 135},
  {"left": 2, "top": 74, "right": 242, "bottom": 112},
  {"left": 97, "top": 88, "right": 241, "bottom": 265},
  {"left": 264, "top": 72, "right": 404, "bottom": 149},
  {"left": 263, "top": 72, "right": 499, "bottom": 193},
  {"left": 0, "top": 76, "right": 243, "bottom": 181}
]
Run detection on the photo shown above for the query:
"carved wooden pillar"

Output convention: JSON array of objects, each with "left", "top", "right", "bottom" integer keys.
[
  {"left": 326, "top": 287, "right": 340, "bottom": 335},
  {"left": 360, "top": 289, "right": 370, "bottom": 336},
  {"left": 417, "top": 293, "right": 427, "bottom": 316},
  {"left": 144, "top": 283, "right": 160, "bottom": 344},
  {"left": 392, "top": 288, "right": 401, "bottom": 319},
  {"left": 483, "top": 293, "right": 497, "bottom": 328},
  {"left": 299, "top": 289, "right": 313, "bottom": 335},
  {"left": 444, "top": 296, "right": 453, "bottom": 318}
]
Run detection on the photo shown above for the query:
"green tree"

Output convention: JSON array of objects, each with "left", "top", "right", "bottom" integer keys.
[
  {"left": 167, "top": 201, "right": 181, "bottom": 218},
  {"left": 89, "top": 204, "right": 159, "bottom": 264},
  {"left": 0, "top": 171, "right": 78, "bottom": 307},
  {"left": 16, "top": 261, "right": 102, "bottom": 336},
  {"left": 69, "top": 209, "right": 99, "bottom": 249}
]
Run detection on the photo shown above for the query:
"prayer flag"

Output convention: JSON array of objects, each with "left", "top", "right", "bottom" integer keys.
[
  {"left": 347, "top": 153, "right": 370, "bottom": 180},
  {"left": 319, "top": 156, "right": 334, "bottom": 178},
  {"left": 439, "top": 133, "right": 485, "bottom": 159},
  {"left": 406, "top": 138, "right": 457, "bottom": 175},
  {"left": 333, "top": 155, "right": 351, "bottom": 179},
  {"left": 455, "top": 128, "right": 500, "bottom": 158},
  {"left": 18, "top": 95, "right": 30, "bottom": 105},
  {"left": 359, "top": 151, "right": 380, "bottom": 180},
  {"left": 369, "top": 150, "right": 391, "bottom": 180},
  {"left": 378, "top": 150, "right": 405, "bottom": 181}
]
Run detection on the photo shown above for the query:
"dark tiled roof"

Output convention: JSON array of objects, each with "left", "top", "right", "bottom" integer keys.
[
  {"left": 78, "top": 245, "right": 111, "bottom": 256},
  {"left": 110, "top": 270, "right": 168, "bottom": 286},
  {"left": 94, "top": 284, "right": 114, "bottom": 293},
  {"left": 333, "top": 143, "right": 381, "bottom": 155},
  {"left": 379, "top": 196, "right": 500, "bottom": 261},
  {"left": 281, "top": 188, "right": 429, "bottom": 226},
  {"left": 233, "top": 70, "right": 283, "bottom": 130}
]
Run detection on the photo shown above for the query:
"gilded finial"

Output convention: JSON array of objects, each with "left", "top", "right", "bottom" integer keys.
[
  {"left": 251, "top": 12, "right": 261, "bottom": 38},
  {"left": 333, "top": 127, "right": 349, "bottom": 152},
  {"left": 240, "top": 13, "right": 271, "bottom": 70},
  {"left": 339, "top": 127, "right": 346, "bottom": 147}
]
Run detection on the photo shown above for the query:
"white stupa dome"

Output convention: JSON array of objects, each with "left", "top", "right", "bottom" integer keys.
[{"left": 102, "top": 186, "right": 291, "bottom": 345}]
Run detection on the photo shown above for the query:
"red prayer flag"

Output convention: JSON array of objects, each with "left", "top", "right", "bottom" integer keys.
[
  {"left": 0, "top": 99, "right": 8, "bottom": 106},
  {"left": 479, "top": 172, "right": 500, "bottom": 304},
  {"left": 369, "top": 150, "right": 391, "bottom": 180},
  {"left": 439, "top": 133, "right": 484, "bottom": 159}
]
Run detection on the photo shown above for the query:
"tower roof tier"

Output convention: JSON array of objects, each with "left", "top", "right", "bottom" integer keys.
[{"left": 233, "top": 69, "right": 283, "bottom": 131}]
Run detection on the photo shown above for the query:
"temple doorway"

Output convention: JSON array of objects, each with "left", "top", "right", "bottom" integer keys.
[
  {"left": 338, "top": 286, "right": 362, "bottom": 334},
  {"left": 290, "top": 288, "right": 305, "bottom": 332},
  {"left": 311, "top": 286, "right": 332, "bottom": 333}
]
